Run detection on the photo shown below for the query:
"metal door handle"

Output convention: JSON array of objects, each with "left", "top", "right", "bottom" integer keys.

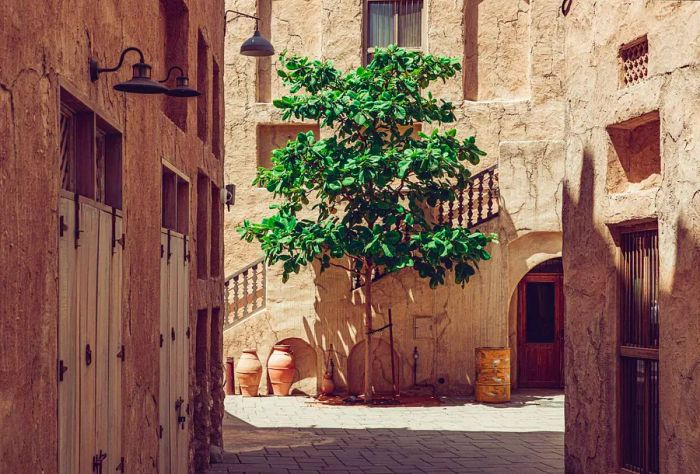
[{"left": 85, "top": 344, "right": 92, "bottom": 366}]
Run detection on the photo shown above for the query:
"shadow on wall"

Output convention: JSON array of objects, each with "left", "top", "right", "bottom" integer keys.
[
  {"left": 266, "top": 337, "right": 319, "bottom": 396},
  {"left": 562, "top": 142, "right": 619, "bottom": 473},
  {"left": 347, "top": 339, "right": 400, "bottom": 396}
]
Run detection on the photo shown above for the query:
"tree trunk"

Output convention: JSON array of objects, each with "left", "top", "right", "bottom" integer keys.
[{"left": 364, "top": 264, "right": 373, "bottom": 402}]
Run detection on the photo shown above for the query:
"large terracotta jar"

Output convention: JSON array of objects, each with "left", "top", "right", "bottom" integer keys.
[
  {"left": 267, "top": 345, "right": 296, "bottom": 396},
  {"left": 236, "top": 350, "right": 262, "bottom": 397}
]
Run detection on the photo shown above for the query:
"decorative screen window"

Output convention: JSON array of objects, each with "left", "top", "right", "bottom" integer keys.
[
  {"left": 620, "top": 36, "right": 648, "bottom": 87},
  {"left": 619, "top": 226, "right": 659, "bottom": 474},
  {"left": 365, "top": 0, "right": 423, "bottom": 64}
]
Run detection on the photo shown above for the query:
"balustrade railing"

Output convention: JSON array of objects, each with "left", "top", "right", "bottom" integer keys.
[
  {"left": 224, "top": 257, "right": 266, "bottom": 330},
  {"left": 350, "top": 165, "right": 500, "bottom": 291},
  {"left": 436, "top": 165, "right": 499, "bottom": 228}
]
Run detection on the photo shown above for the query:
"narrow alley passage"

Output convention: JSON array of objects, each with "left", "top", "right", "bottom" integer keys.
[{"left": 208, "top": 390, "right": 564, "bottom": 473}]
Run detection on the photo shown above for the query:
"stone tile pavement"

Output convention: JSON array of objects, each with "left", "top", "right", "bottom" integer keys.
[{"left": 208, "top": 390, "right": 564, "bottom": 473}]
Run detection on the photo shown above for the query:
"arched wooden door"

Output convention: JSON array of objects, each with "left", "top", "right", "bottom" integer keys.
[{"left": 517, "top": 260, "right": 564, "bottom": 388}]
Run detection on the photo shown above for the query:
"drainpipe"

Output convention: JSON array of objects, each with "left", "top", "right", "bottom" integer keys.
[{"left": 412, "top": 346, "right": 436, "bottom": 395}]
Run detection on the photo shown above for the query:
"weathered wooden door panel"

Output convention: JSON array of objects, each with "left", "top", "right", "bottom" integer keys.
[
  {"left": 159, "top": 231, "right": 172, "bottom": 474},
  {"left": 58, "top": 198, "right": 123, "bottom": 474},
  {"left": 518, "top": 274, "right": 564, "bottom": 388},
  {"left": 58, "top": 197, "right": 79, "bottom": 474},
  {"left": 78, "top": 204, "right": 100, "bottom": 474},
  {"left": 159, "top": 231, "right": 189, "bottom": 474}
]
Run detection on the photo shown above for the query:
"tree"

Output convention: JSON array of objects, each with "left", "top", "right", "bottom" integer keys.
[{"left": 239, "top": 46, "right": 497, "bottom": 402}]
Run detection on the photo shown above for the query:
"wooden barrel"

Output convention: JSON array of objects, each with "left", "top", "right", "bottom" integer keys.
[{"left": 474, "top": 347, "right": 511, "bottom": 403}]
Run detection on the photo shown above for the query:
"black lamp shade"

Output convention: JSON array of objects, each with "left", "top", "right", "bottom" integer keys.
[
  {"left": 165, "top": 76, "right": 201, "bottom": 97},
  {"left": 114, "top": 62, "right": 169, "bottom": 94},
  {"left": 240, "top": 30, "right": 274, "bottom": 57}
]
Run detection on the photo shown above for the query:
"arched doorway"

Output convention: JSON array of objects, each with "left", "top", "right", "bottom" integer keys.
[{"left": 517, "top": 258, "right": 564, "bottom": 388}]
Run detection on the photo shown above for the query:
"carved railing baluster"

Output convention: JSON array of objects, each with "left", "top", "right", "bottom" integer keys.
[
  {"left": 437, "top": 201, "right": 444, "bottom": 224},
  {"left": 251, "top": 264, "right": 258, "bottom": 312},
  {"left": 224, "top": 257, "right": 267, "bottom": 330},
  {"left": 467, "top": 183, "right": 475, "bottom": 227},
  {"left": 447, "top": 200, "right": 454, "bottom": 227},
  {"left": 457, "top": 188, "right": 464, "bottom": 227},
  {"left": 487, "top": 168, "right": 495, "bottom": 218},
  {"left": 476, "top": 175, "right": 484, "bottom": 224}
]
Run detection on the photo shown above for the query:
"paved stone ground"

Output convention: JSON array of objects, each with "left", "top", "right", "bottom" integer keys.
[{"left": 209, "top": 390, "right": 564, "bottom": 473}]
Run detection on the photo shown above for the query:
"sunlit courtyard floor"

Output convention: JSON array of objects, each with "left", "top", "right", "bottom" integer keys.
[{"left": 209, "top": 389, "right": 564, "bottom": 473}]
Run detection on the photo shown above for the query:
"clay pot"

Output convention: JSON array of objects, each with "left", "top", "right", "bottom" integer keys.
[
  {"left": 236, "top": 350, "right": 262, "bottom": 397},
  {"left": 320, "top": 371, "right": 335, "bottom": 395},
  {"left": 267, "top": 345, "right": 296, "bottom": 396}
]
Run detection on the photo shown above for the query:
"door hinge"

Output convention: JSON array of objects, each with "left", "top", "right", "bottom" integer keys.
[
  {"left": 160, "top": 244, "right": 164, "bottom": 259},
  {"left": 92, "top": 450, "right": 107, "bottom": 473},
  {"left": 186, "top": 327, "right": 191, "bottom": 339},
  {"left": 116, "top": 345, "right": 125, "bottom": 361},
  {"left": 59, "top": 215, "right": 68, "bottom": 237},
  {"left": 184, "top": 238, "right": 190, "bottom": 263},
  {"left": 73, "top": 193, "right": 82, "bottom": 249},
  {"left": 159, "top": 333, "right": 164, "bottom": 348},
  {"left": 58, "top": 359, "right": 68, "bottom": 381},
  {"left": 85, "top": 343, "right": 92, "bottom": 366},
  {"left": 116, "top": 457, "right": 124, "bottom": 472},
  {"left": 166, "top": 229, "right": 172, "bottom": 262},
  {"left": 171, "top": 327, "right": 175, "bottom": 341},
  {"left": 158, "top": 425, "right": 163, "bottom": 439}
]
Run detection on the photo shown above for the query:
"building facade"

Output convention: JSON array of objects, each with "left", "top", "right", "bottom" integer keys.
[
  {"left": 563, "top": 2, "right": 700, "bottom": 473},
  {"left": 223, "top": 0, "right": 567, "bottom": 397},
  {"left": 1, "top": 1, "right": 225, "bottom": 472}
]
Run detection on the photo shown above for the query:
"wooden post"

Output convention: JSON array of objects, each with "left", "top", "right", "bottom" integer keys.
[
  {"left": 364, "top": 263, "right": 373, "bottom": 402},
  {"left": 388, "top": 307, "right": 398, "bottom": 397}
]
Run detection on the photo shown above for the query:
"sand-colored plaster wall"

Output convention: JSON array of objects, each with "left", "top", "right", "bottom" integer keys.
[
  {"left": 562, "top": 2, "right": 700, "bottom": 472},
  {"left": 0, "top": 1, "right": 224, "bottom": 472},
  {"left": 223, "top": 0, "right": 566, "bottom": 396}
]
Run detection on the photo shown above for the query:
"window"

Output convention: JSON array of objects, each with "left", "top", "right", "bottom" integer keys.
[
  {"left": 211, "top": 57, "right": 221, "bottom": 159},
  {"left": 196, "top": 173, "right": 209, "bottom": 279},
  {"left": 619, "top": 226, "right": 659, "bottom": 474},
  {"left": 197, "top": 31, "right": 209, "bottom": 142},
  {"left": 210, "top": 184, "right": 221, "bottom": 277},
  {"left": 364, "top": 0, "right": 423, "bottom": 64},
  {"left": 161, "top": 165, "right": 189, "bottom": 234},
  {"left": 160, "top": 0, "right": 189, "bottom": 130},
  {"left": 60, "top": 89, "right": 122, "bottom": 208}
]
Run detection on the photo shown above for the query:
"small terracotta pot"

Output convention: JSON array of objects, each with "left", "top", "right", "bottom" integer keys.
[
  {"left": 320, "top": 371, "right": 335, "bottom": 395},
  {"left": 267, "top": 345, "right": 296, "bottom": 396},
  {"left": 236, "top": 350, "right": 262, "bottom": 397}
]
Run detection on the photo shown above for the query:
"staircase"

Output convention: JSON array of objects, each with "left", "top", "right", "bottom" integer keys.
[
  {"left": 224, "top": 257, "right": 266, "bottom": 331},
  {"left": 351, "top": 165, "right": 500, "bottom": 290}
]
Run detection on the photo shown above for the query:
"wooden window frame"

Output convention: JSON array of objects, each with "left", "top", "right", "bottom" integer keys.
[
  {"left": 362, "top": 0, "right": 426, "bottom": 65},
  {"left": 615, "top": 222, "right": 659, "bottom": 474},
  {"left": 59, "top": 86, "right": 123, "bottom": 209}
]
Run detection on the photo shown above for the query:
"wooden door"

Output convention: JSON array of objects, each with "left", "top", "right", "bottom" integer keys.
[
  {"left": 58, "top": 196, "right": 123, "bottom": 474},
  {"left": 159, "top": 230, "right": 190, "bottom": 474},
  {"left": 517, "top": 273, "right": 564, "bottom": 388}
]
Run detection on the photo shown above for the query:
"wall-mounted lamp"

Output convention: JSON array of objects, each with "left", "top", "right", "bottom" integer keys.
[
  {"left": 159, "top": 66, "right": 200, "bottom": 97},
  {"left": 222, "top": 184, "right": 236, "bottom": 211},
  {"left": 224, "top": 10, "right": 275, "bottom": 57},
  {"left": 90, "top": 47, "right": 168, "bottom": 94}
]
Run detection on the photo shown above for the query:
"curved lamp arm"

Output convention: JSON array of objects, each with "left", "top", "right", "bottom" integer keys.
[
  {"left": 224, "top": 9, "right": 260, "bottom": 34},
  {"left": 90, "top": 47, "right": 146, "bottom": 81},
  {"left": 158, "top": 66, "right": 186, "bottom": 83}
]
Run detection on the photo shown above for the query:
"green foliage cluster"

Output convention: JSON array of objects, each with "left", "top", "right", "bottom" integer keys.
[{"left": 239, "top": 46, "right": 497, "bottom": 288}]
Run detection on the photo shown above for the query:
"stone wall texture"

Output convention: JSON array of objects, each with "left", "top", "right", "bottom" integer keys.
[
  {"left": 223, "top": 0, "right": 566, "bottom": 397},
  {"left": 563, "top": 2, "right": 700, "bottom": 473},
  {"left": 0, "top": 0, "right": 224, "bottom": 472}
]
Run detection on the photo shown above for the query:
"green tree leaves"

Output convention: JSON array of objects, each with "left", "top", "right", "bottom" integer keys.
[{"left": 239, "top": 46, "right": 497, "bottom": 288}]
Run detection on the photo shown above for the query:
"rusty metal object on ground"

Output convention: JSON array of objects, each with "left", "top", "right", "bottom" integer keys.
[{"left": 474, "top": 347, "right": 511, "bottom": 403}]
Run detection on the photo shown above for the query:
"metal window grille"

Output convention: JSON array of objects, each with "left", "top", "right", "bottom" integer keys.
[
  {"left": 366, "top": 0, "right": 423, "bottom": 63},
  {"left": 619, "top": 228, "right": 659, "bottom": 474}
]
